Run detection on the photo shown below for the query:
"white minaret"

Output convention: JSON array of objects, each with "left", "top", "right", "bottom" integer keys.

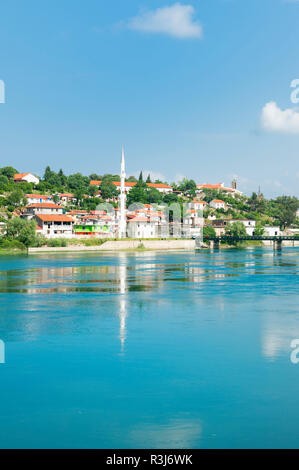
[
  {"left": 118, "top": 145, "right": 126, "bottom": 238},
  {"left": 119, "top": 258, "right": 127, "bottom": 354}
]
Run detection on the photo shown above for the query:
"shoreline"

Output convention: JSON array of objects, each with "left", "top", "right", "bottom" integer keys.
[
  {"left": 28, "top": 239, "right": 197, "bottom": 253},
  {"left": 1, "top": 240, "right": 298, "bottom": 255}
]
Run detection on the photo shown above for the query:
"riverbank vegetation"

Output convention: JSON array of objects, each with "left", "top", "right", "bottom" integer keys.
[{"left": 1, "top": 165, "right": 299, "bottom": 254}]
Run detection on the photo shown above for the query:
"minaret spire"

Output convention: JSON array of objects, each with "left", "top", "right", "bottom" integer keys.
[{"left": 119, "top": 146, "right": 126, "bottom": 238}]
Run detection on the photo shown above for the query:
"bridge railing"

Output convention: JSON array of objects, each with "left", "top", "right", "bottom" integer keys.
[{"left": 203, "top": 235, "right": 299, "bottom": 242}]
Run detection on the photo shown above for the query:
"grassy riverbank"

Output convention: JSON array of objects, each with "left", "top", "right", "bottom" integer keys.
[{"left": 0, "top": 239, "right": 27, "bottom": 255}]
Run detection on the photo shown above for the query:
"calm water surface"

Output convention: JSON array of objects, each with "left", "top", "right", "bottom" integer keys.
[{"left": 0, "top": 248, "right": 299, "bottom": 449}]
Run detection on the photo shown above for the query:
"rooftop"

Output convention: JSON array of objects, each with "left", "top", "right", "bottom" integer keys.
[
  {"left": 35, "top": 214, "right": 73, "bottom": 222},
  {"left": 27, "top": 203, "right": 61, "bottom": 209},
  {"left": 14, "top": 173, "right": 30, "bottom": 180}
]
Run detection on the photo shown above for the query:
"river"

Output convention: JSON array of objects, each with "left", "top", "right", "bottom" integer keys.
[{"left": 0, "top": 248, "right": 298, "bottom": 448}]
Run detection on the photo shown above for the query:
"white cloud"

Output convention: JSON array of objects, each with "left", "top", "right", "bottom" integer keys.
[
  {"left": 261, "top": 101, "right": 299, "bottom": 134},
  {"left": 128, "top": 3, "right": 202, "bottom": 39}
]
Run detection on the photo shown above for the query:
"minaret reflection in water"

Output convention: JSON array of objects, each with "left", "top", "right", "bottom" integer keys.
[{"left": 118, "top": 253, "right": 128, "bottom": 354}]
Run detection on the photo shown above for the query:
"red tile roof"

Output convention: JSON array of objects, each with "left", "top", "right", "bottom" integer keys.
[
  {"left": 58, "top": 193, "right": 74, "bottom": 198},
  {"left": 197, "top": 183, "right": 224, "bottom": 190},
  {"left": 69, "top": 210, "right": 89, "bottom": 214},
  {"left": 27, "top": 203, "right": 61, "bottom": 209},
  {"left": 147, "top": 183, "right": 172, "bottom": 189},
  {"left": 90, "top": 181, "right": 172, "bottom": 189},
  {"left": 197, "top": 183, "right": 235, "bottom": 193},
  {"left": 90, "top": 180, "right": 136, "bottom": 187},
  {"left": 90, "top": 210, "right": 107, "bottom": 215},
  {"left": 36, "top": 214, "right": 74, "bottom": 222},
  {"left": 26, "top": 194, "right": 52, "bottom": 200},
  {"left": 14, "top": 173, "right": 30, "bottom": 180}
]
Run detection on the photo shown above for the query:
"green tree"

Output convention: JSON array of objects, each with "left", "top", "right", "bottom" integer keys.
[
  {"left": 248, "top": 192, "right": 266, "bottom": 213},
  {"left": 146, "top": 174, "right": 152, "bottom": 183},
  {"left": 254, "top": 223, "right": 265, "bottom": 236},
  {"left": 87, "top": 185, "right": 97, "bottom": 197},
  {"left": 147, "top": 188, "right": 163, "bottom": 204},
  {"left": 99, "top": 181, "right": 118, "bottom": 200},
  {"left": 163, "top": 193, "right": 178, "bottom": 204},
  {"left": 0, "top": 174, "right": 9, "bottom": 191},
  {"left": 5, "top": 218, "right": 37, "bottom": 247},
  {"left": 127, "top": 185, "right": 148, "bottom": 205},
  {"left": 275, "top": 196, "right": 299, "bottom": 229},
  {"left": 225, "top": 221, "right": 247, "bottom": 243},
  {"left": 74, "top": 189, "right": 85, "bottom": 206},
  {"left": 6, "top": 189, "right": 26, "bottom": 208},
  {"left": 126, "top": 175, "right": 137, "bottom": 183},
  {"left": 0, "top": 166, "right": 18, "bottom": 180},
  {"left": 58, "top": 169, "right": 67, "bottom": 186},
  {"left": 203, "top": 226, "right": 216, "bottom": 239},
  {"left": 67, "top": 173, "right": 89, "bottom": 192},
  {"left": 89, "top": 173, "right": 102, "bottom": 181},
  {"left": 178, "top": 178, "right": 197, "bottom": 198},
  {"left": 43, "top": 166, "right": 53, "bottom": 182}
]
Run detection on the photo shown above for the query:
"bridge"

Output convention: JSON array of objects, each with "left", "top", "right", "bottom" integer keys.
[{"left": 202, "top": 235, "right": 299, "bottom": 250}]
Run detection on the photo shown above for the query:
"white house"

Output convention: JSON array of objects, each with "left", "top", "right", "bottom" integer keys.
[
  {"left": 264, "top": 226, "right": 282, "bottom": 237},
  {"left": 35, "top": 214, "right": 73, "bottom": 238},
  {"left": 23, "top": 203, "right": 64, "bottom": 220},
  {"left": 212, "top": 219, "right": 256, "bottom": 236},
  {"left": 197, "top": 182, "right": 243, "bottom": 197},
  {"left": 58, "top": 193, "right": 76, "bottom": 205},
  {"left": 146, "top": 183, "right": 173, "bottom": 194},
  {"left": 25, "top": 194, "right": 53, "bottom": 204},
  {"left": 127, "top": 216, "right": 157, "bottom": 238},
  {"left": 188, "top": 200, "right": 207, "bottom": 211},
  {"left": 14, "top": 173, "right": 40, "bottom": 185},
  {"left": 184, "top": 209, "right": 204, "bottom": 238},
  {"left": 229, "top": 219, "right": 256, "bottom": 236},
  {"left": 210, "top": 199, "right": 226, "bottom": 210}
]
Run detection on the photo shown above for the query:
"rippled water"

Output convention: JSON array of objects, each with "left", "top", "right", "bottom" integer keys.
[{"left": 0, "top": 248, "right": 299, "bottom": 449}]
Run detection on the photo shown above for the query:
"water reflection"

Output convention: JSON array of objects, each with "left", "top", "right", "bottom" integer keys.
[
  {"left": 118, "top": 254, "right": 128, "bottom": 354},
  {"left": 129, "top": 416, "right": 202, "bottom": 449},
  {"left": 262, "top": 310, "right": 299, "bottom": 361},
  {"left": 1, "top": 248, "right": 299, "bottom": 448}
]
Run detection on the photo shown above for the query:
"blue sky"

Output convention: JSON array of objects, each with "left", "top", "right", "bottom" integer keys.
[{"left": 0, "top": 0, "right": 299, "bottom": 196}]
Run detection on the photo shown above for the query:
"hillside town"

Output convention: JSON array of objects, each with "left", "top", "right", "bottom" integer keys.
[{"left": 0, "top": 150, "right": 299, "bottom": 249}]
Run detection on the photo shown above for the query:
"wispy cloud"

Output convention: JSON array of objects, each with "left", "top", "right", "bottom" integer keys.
[
  {"left": 261, "top": 101, "right": 299, "bottom": 134},
  {"left": 128, "top": 3, "right": 202, "bottom": 39}
]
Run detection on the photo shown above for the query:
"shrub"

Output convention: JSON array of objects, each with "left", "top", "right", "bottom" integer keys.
[
  {"left": 46, "top": 238, "right": 68, "bottom": 247},
  {"left": 0, "top": 238, "right": 25, "bottom": 250}
]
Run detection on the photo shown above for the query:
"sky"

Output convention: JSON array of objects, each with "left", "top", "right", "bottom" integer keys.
[{"left": 1, "top": 0, "right": 299, "bottom": 197}]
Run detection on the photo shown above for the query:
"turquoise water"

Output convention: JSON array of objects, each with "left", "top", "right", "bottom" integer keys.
[{"left": 0, "top": 248, "right": 299, "bottom": 449}]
